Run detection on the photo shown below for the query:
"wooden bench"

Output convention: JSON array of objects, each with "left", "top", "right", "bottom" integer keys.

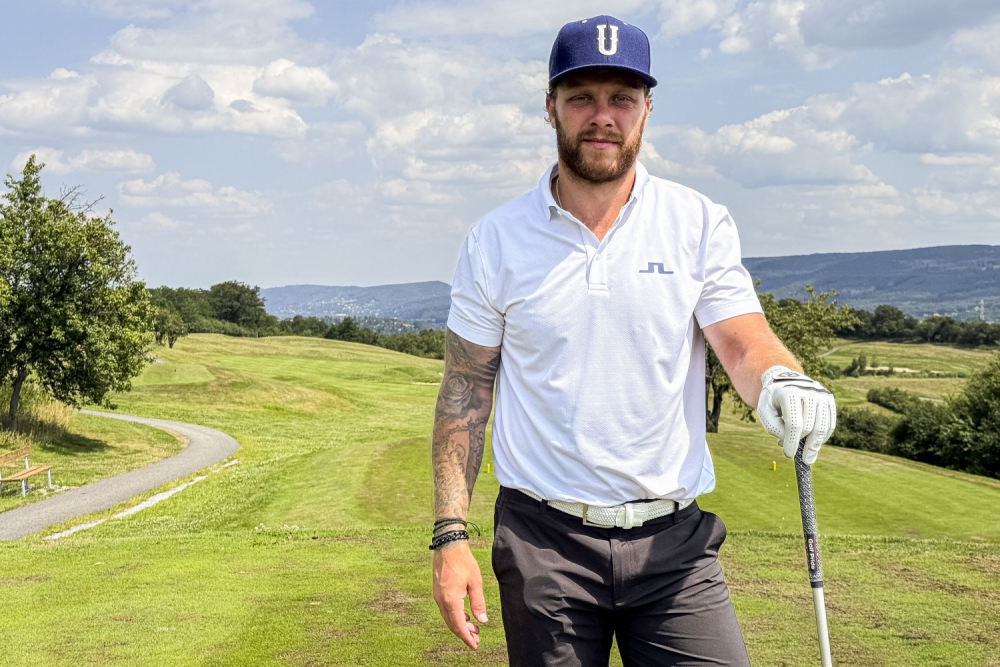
[{"left": 0, "top": 447, "right": 53, "bottom": 497}]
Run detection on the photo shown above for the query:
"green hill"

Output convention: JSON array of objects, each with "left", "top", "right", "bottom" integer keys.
[{"left": 0, "top": 334, "right": 997, "bottom": 666}]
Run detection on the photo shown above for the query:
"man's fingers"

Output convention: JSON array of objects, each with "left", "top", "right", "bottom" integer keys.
[
  {"left": 801, "top": 394, "right": 817, "bottom": 438},
  {"left": 757, "top": 392, "right": 785, "bottom": 441},
  {"left": 468, "top": 579, "right": 488, "bottom": 624},
  {"left": 778, "top": 391, "right": 803, "bottom": 459},
  {"left": 446, "top": 603, "right": 478, "bottom": 649},
  {"left": 803, "top": 400, "right": 834, "bottom": 465}
]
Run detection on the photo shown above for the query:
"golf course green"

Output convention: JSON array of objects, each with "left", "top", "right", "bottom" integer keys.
[{"left": 1, "top": 334, "right": 998, "bottom": 666}]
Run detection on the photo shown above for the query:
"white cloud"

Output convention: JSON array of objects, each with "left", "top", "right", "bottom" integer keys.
[
  {"left": 10, "top": 148, "right": 73, "bottom": 175},
  {"left": 119, "top": 172, "right": 271, "bottom": 215},
  {"left": 373, "top": 1, "right": 651, "bottom": 37},
  {"left": 132, "top": 211, "right": 191, "bottom": 230},
  {"left": 1, "top": 1, "right": 322, "bottom": 139},
  {"left": 70, "top": 0, "right": 188, "bottom": 20},
  {"left": 253, "top": 59, "right": 337, "bottom": 106},
  {"left": 273, "top": 120, "right": 366, "bottom": 164},
  {"left": 11, "top": 148, "right": 155, "bottom": 174},
  {"left": 162, "top": 74, "right": 215, "bottom": 110},
  {"left": 913, "top": 186, "right": 1000, "bottom": 219},
  {"left": 659, "top": 106, "right": 877, "bottom": 188},
  {"left": 0, "top": 69, "right": 96, "bottom": 134},
  {"left": 76, "top": 0, "right": 315, "bottom": 31},
  {"left": 919, "top": 153, "right": 993, "bottom": 166},
  {"left": 718, "top": 1, "right": 841, "bottom": 70},
  {"left": 658, "top": 0, "right": 737, "bottom": 40},
  {"left": 712, "top": 0, "right": 1000, "bottom": 70},
  {"left": 796, "top": 0, "right": 1000, "bottom": 50},
  {"left": 827, "top": 70, "right": 1000, "bottom": 155}
]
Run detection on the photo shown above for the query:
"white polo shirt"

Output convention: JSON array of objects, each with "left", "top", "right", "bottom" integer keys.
[{"left": 446, "top": 160, "right": 763, "bottom": 506}]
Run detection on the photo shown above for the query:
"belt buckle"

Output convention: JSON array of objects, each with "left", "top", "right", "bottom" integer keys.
[{"left": 581, "top": 504, "right": 610, "bottom": 528}]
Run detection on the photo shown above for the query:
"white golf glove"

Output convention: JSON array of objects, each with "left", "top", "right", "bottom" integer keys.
[{"left": 756, "top": 365, "right": 836, "bottom": 465}]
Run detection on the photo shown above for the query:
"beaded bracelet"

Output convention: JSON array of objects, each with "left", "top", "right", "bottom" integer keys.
[{"left": 429, "top": 530, "right": 469, "bottom": 550}]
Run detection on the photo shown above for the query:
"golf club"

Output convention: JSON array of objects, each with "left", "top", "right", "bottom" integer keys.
[{"left": 795, "top": 437, "right": 834, "bottom": 667}]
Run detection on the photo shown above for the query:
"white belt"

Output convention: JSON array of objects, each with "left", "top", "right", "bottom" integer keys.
[{"left": 517, "top": 489, "right": 693, "bottom": 529}]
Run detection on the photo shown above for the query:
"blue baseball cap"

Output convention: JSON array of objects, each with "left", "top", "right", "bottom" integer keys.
[{"left": 549, "top": 16, "right": 657, "bottom": 89}]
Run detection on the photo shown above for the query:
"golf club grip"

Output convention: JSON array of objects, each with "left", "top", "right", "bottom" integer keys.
[
  {"left": 794, "top": 438, "right": 834, "bottom": 666},
  {"left": 794, "top": 438, "right": 823, "bottom": 587}
]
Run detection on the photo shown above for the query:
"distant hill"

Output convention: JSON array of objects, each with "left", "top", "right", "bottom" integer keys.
[
  {"left": 260, "top": 281, "right": 451, "bottom": 325},
  {"left": 743, "top": 244, "right": 1000, "bottom": 321},
  {"left": 261, "top": 245, "right": 1000, "bottom": 325}
]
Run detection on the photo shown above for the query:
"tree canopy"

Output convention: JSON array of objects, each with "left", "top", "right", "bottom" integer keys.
[
  {"left": 0, "top": 156, "right": 155, "bottom": 430},
  {"left": 706, "top": 284, "right": 859, "bottom": 432}
]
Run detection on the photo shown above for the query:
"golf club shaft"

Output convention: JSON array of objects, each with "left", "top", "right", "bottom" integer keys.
[{"left": 795, "top": 439, "right": 834, "bottom": 667}]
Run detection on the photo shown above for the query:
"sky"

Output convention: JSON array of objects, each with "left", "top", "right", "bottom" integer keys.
[{"left": 2, "top": 0, "right": 1000, "bottom": 290}]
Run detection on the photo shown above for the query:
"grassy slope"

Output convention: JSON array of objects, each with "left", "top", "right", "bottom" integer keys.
[
  {"left": 823, "top": 338, "right": 995, "bottom": 375},
  {"left": 0, "top": 335, "right": 998, "bottom": 666}
]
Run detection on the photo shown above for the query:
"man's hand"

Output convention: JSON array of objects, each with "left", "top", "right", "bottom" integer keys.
[
  {"left": 433, "top": 540, "right": 488, "bottom": 650},
  {"left": 757, "top": 365, "right": 836, "bottom": 465}
]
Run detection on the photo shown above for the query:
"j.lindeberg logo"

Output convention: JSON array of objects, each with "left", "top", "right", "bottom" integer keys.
[
  {"left": 639, "top": 262, "right": 673, "bottom": 274},
  {"left": 596, "top": 24, "right": 619, "bottom": 56}
]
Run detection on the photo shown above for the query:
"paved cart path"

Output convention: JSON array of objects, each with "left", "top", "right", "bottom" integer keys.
[{"left": 0, "top": 410, "right": 240, "bottom": 541}]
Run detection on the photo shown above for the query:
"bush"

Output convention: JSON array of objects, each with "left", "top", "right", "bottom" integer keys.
[
  {"left": 0, "top": 378, "right": 73, "bottom": 444},
  {"left": 842, "top": 353, "right": 868, "bottom": 377},
  {"left": 948, "top": 352, "right": 1000, "bottom": 478},
  {"left": 866, "top": 387, "right": 921, "bottom": 414},
  {"left": 827, "top": 407, "right": 899, "bottom": 454},
  {"left": 889, "top": 402, "right": 959, "bottom": 469}
]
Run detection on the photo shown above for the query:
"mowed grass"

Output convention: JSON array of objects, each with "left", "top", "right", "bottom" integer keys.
[
  {"left": 822, "top": 338, "right": 995, "bottom": 375},
  {"left": 0, "top": 334, "right": 998, "bottom": 666}
]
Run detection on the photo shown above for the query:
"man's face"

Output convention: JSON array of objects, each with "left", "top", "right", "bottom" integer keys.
[{"left": 546, "top": 70, "right": 651, "bottom": 184}]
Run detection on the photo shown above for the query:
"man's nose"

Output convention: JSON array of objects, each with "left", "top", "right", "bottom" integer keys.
[{"left": 589, "top": 97, "right": 615, "bottom": 127}]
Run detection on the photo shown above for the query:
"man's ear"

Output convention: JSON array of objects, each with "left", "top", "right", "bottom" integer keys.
[{"left": 545, "top": 96, "right": 556, "bottom": 129}]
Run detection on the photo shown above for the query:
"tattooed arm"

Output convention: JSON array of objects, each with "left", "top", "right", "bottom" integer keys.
[
  {"left": 431, "top": 328, "right": 501, "bottom": 651},
  {"left": 433, "top": 328, "right": 501, "bottom": 521}
]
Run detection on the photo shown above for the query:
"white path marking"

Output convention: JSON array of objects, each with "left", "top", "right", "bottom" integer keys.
[
  {"left": 44, "top": 520, "right": 106, "bottom": 540},
  {"left": 41, "top": 458, "right": 237, "bottom": 541},
  {"left": 112, "top": 476, "right": 207, "bottom": 518}
]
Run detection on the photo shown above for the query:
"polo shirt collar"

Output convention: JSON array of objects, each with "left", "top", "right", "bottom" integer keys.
[{"left": 540, "top": 159, "right": 650, "bottom": 220}]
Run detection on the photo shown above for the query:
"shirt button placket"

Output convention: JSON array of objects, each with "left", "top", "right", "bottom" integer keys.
[{"left": 592, "top": 251, "right": 608, "bottom": 288}]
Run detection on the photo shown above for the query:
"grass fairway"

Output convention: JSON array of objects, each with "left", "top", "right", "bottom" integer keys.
[
  {"left": 822, "top": 338, "right": 995, "bottom": 375},
  {"left": 1, "top": 334, "right": 998, "bottom": 666}
]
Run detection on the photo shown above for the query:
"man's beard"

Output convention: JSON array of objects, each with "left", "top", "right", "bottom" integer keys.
[{"left": 554, "top": 112, "right": 646, "bottom": 184}]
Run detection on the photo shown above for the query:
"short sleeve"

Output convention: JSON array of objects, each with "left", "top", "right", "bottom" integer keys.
[
  {"left": 446, "top": 230, "right": 505, "bottom": 347},
  {"left": 693, "top": 205, "right": 763, "bottom": 328}
]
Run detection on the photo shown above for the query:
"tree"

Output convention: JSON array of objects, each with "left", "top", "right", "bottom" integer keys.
[
  {"left": 0, "top": 156, "right": 155, "bottom": 430},
  {"left": 279, "top": 314, "right": 330, "bottom": 338},
  {"left": 706, "top": 284, "right": 858, "bottom": 432},
  {"left": 153, "top": 307, "right": 188, "bottom": 348},
  {"left": 949, "top": 351, "right": 1000, "bottom": 478},
  {"left": 325, "top": 316, "right": 362, "bottom": 342},
  {"left": 208, "top": 280, "right": 270, "bottom": 332},
  {"left": 870, "top": 305, "right": 912, "bottom": 338}
]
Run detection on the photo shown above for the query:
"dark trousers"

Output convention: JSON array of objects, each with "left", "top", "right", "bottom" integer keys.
[{"left": 492, "top": 486, "right": 752, "bottom": 667}]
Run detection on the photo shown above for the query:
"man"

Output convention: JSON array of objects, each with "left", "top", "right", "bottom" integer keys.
[{"left": 430, "top": 15, "right": 836, "bottom": 667}]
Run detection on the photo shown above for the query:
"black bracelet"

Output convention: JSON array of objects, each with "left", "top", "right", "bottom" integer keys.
[
  {"left": 432, "top": 520, "right": 481, "bottom": 538},
  {"left": 429, "top": 530, "right": 469, "bottom": 550},
  {"left": 434, "top": 517, "right": 467, "bottom": 528}
]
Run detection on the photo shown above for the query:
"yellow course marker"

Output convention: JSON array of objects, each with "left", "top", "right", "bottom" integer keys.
[{"left": 772, "top": 461, "right": 777, "bottom": 471}]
